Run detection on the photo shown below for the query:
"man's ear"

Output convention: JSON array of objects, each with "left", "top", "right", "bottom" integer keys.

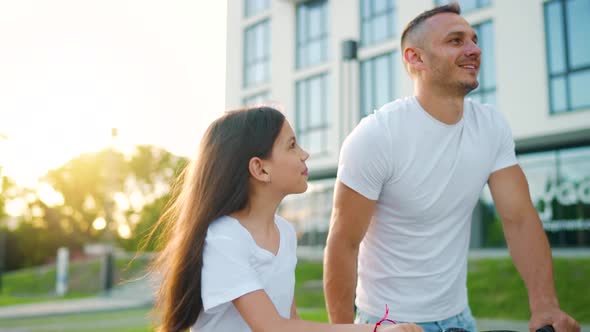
[
  {"left": 248, "top": 157, "right": 271, "bottom": 183},
  {"left": 404, "top": 47, "right": 426, "bottom": 73}
]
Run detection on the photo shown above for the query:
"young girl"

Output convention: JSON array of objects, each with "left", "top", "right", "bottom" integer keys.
[{"left": 149, "top": 107, "right": 422, "bottom": 332}]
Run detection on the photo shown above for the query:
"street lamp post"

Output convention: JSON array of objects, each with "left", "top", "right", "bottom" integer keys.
[
  {"left": 0, "top": 134, "right": 8, "bottom": 292},
  {"left": 102, "top": 128, "right": 118, "bottom": 293}
]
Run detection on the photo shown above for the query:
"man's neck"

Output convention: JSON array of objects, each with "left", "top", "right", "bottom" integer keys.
[{"left": 415, "top": 87, "right": 465, "bottom": 125}]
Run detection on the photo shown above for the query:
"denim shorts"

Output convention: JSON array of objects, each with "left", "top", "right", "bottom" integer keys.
[{"left": 355, "top": 306, "right": 478, "bottom": 332}]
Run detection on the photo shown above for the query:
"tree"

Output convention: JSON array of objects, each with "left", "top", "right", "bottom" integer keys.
[
  {"left": 43, "top": 148, "right": 128, "bottom": 238},
  {"left": 119, "top": 145, "right": 187, "bottom": 250},
  {"left": 40, "top": 145, "right": 187, "bottom": 249},
  {"left": 4, "top": 144, "right": 188, "bottom": 270}
]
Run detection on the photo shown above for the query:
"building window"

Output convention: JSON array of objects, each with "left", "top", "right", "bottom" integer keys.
[
  {"left": 296, "top": 0, "right": 329, "bottom": 69},
  {"left": 296, "top": 73, "right": 330, "bottom": 155},
  {"left": 479, "top": 145, "right": 590, "bottom": 248},
  {"left": 360, "top": 51, "right": 398, "bottom": 117},
  {"left": 279, "top": 179, "right": 334, "bottom": 248},
  {"left": 435, "top": 0, "right": 491, "bottom": 12},
  {"left": 243, "top": 91, "right": 271, "bottom": 106},
  {"left": 545, "top": 0, "right": 590, "bottom": 113},
  {"left": 244, "top": 20, "right": 271, "bottom": 88},
  {"left": 245, "top": 0, "right": 270, "bottom": 18},
  {"left": 360, "top": 0, "right": 397, "bottom": 46},
  {"left": 469, "top": 21, "right": 496, "bottom": 104}
]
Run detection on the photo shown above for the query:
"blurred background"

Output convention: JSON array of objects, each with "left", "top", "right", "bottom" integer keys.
[{"left": 0, "top": 0, "right": 589, "bottom": 331}]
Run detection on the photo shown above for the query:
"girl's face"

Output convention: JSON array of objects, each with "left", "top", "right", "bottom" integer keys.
[{"left": 266, "top": 120, "right": 309, "bottom": 195}]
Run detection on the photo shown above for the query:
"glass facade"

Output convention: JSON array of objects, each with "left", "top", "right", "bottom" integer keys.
[
  {"left": 243, "top": 91, "right": 271, "bottom": 106},
  {"left": 479, "top": 146, "right": 590, "bottom": 247},
  {"left": 280, "top": 146, "right": 590, "bottom": 249},
  {"left": 296, "top": 0, "right": 330, "bottom": 69},
  {"left": 245, "top": 0, "right": 270, "bottom": 18},
  {"left": 279, "top": 180, "right": 334, "bottom": 248},
  {"left": 360, "top": 51, "right": 398, "bottom": 117},
  {"left": 545, "top": 0, "right": 590, "bottom": 113},
  {"left": 244, "top": 19, "right": 271, "bottom": 87},
  {"left": 296, "top": 73, "right": 330, "bottom": 156},
  {"left": 435, "top": 0, "right": 491, "bottom": 13},
  {"left": 360, "top": 0, "right": 397, "bottom": 46},
  {"left": 468, "top": 21, "right": 496, "bottom": 104}
]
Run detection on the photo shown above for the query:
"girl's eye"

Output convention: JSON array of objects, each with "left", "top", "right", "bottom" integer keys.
[{"left": 290, "top": 142, "right": 296, "bottom": 149}]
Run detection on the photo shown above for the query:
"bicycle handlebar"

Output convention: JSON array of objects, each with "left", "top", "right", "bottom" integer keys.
[
  {"left": 535, "top": 326, "right": 555, "bottom": 332},
  {"left": 445, "top": 325, "right": 555, "bottom": 332}
]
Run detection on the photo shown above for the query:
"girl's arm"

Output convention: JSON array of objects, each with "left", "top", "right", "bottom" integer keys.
[{"left": 233, "top": 289, "right": 422, "bottom": 332}]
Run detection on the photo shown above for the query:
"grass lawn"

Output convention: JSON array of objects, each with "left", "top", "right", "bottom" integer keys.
[
  {"left": 0, "top": 256, "right": 587, "bottom": 331},
  {"left": 0, "top": 254, "right": 151, "bottom": 307},
  {"left": 467, "top": 257, "right": 590, "bottom": 323},
  {"left": 294, "top": 257, "right": 590, "bottom": 323}
]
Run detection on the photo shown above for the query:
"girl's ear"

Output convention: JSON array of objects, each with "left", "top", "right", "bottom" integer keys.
[{"left": 248, "top": 157, "right": 271, "bottom": 183}]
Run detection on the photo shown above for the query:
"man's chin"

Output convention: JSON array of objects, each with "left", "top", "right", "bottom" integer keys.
[{"left": 460, "top": 81, "right": 479, "bottom": 94}]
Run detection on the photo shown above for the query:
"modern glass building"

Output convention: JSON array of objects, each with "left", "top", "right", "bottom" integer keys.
[{"left": 226, "top": 0, "right": 590, "bottom": 251}]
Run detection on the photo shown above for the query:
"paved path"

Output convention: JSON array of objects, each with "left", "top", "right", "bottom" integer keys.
[{"left": 0, "top": 276, "right": 155, "bottom": 320}]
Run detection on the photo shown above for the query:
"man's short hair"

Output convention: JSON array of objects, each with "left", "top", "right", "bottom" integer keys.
[{"left": 400, "top": 2, "right": 462, "bottom": 49}]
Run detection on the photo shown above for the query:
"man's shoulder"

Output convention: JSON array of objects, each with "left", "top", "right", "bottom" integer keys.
[
  {"left": 375, "top": 96, "right": 416, "bottom": 117},
  {"left": 359, "top": 97, "right": 415, "bottom": 129},
  {"left": 465, "top": 99, "right": 508, "bottom": 126},
  {"left": 466, "top": 98, "right": 495, "bottom": 112},
  {"left": 345, "top": 97, "right": 415, "bottom": 147}
]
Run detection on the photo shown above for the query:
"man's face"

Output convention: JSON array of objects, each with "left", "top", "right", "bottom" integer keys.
[{"left": 419, "top": 13, "right": 482, "bottom": 96}]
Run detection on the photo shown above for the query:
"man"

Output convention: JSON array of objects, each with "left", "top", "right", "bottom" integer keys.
[{"left": 323, "top": 3, "right": 580, "bottom": 332}]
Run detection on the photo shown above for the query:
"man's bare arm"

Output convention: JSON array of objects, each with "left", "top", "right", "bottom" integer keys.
[
  {"left": 489, "top": 165, "right": 579, "bottom": 332},
  {"left": 324, "top": 181, "right": 377, "bottom": 323}
]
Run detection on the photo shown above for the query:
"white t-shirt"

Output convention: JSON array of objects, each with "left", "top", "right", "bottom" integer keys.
[
  {"left": 192, "top": 215, "right": 298, "bottom": 332},
  {"left": 338, "top": 96, "right": 517, "bottom": 322}
]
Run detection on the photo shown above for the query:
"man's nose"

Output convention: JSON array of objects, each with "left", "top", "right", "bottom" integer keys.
[{"left": 465, "top": 40, "right": 481, "bottom": 57}]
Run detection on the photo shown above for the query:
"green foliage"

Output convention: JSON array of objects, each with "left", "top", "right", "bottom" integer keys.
[
  {"left": 5, "top": 145, "right": 188, "bottom": 271},
  {"left": 118, "top": 194, "right": 171, "bottom": 252},
  {"left": 3, "top": 218, "right": 85, "bottom": 270}
]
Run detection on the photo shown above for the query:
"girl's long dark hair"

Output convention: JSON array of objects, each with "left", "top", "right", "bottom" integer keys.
[{"left": 148, "top": 107, "right": 286, "bottom": 332}]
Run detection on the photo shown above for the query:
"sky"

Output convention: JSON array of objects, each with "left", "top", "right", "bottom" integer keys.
[{"left": 0, "top": 0, "right": 227, "bottom": 187}]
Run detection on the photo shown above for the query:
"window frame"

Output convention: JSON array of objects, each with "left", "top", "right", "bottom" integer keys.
[
  {"left": 544, "top": 0, "right": 590, "bottom": 114},
  {"left": 296, "top": 0, "right": 330, "bottom": 69},
  {"left": 359, "top": 0, "right": 397, "bottom": 47},
  {"left": 295, "top": 73, "right": 331, "bottom": 156},
  {"left": 243, "top": 19, "right": 271, "bottom": 88}
]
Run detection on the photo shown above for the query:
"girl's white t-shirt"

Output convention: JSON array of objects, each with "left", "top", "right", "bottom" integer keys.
[{"left": 192, "top": 215, "right": 297, "bottom": 332}]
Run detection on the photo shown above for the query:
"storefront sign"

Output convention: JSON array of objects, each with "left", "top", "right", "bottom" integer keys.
[{"left": 538, "top": 178, "right": 590, "bottom": 232}]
